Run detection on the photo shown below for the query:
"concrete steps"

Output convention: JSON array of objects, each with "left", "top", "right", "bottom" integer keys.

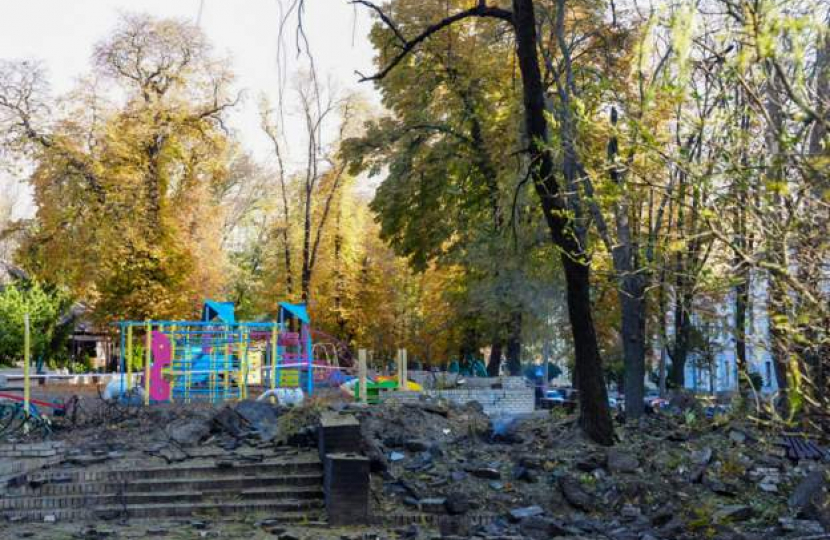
[
  {"left": 1, "top": 485, "right": 324, "bottom": 509},
  {"left": 11, "top": 472, "right": 323, "bottom": 497},
  {"left": 94, "top": 499, "right": 323, "bottom": 519},
  {"left": 0, "top": 451, "right": 325, "bottom": 523}
]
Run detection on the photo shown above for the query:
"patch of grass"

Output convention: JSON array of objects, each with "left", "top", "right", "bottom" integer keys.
[
  {"left": 687, "top": 500, "right": 718, "bottom": 539},
  {"left": 719, "top": 454, "right": 745, "bottom": 480}
]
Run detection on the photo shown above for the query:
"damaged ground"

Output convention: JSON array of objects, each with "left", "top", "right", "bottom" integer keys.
[
  {"left": 1, "top": 392, "right": 829, "bottom": 540},
  {"left": 355, "top": 397, "right": 830, "bottom": 540}
]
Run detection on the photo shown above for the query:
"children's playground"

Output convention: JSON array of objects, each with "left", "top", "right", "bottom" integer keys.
[
  {"left": 0, "top": 299, "right": 536, "bottom": 536},
  {"left": 113, "top": 301, "right": 353, "bottom": 405},
  {"left": 0, "top": 300, "right": 430, "bottom": 434},
  {"left": 0, "top": 298, "right": 540, "bottom": 442}
]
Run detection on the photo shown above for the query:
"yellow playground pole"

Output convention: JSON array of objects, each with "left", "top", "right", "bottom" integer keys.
[
  {"left": 271, "top": 323, "right": 277, "bottom": 393},
  {"left": 184, "top": 332, "right": 191, "bottom": 404},
  {"left": 144, "top": 320, "right": 151, "bottom": 406},
  {"left": 223, "top": 335, "right": 230, "bottom": 400},
  {"left": 126, "top": 325, "right": 133, "bottom": 390},
  {"left": 238, "top": 329, "right": 248, "bottom": 399},
  {"left": 209, "top": 343, "right": 216, "bottom": 403},
  {"left": 23, "top": 313, "right": 30, "bottom": 416}
]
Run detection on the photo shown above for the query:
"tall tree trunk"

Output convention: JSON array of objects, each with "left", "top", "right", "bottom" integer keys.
[
  {"left": 657, "top": 265, "right": 669, "bottom": 397},
  {"left": 768, "top": 273, "right": 790, "bottom": 414},
  {"left": 765, "top": 67, "right": 791, "bottom": 415},
  {"left": 334, "top": 203, "right": 347, "bottom": 335},
  {"left": 669, "top": 292, "right": 692, "bottom": 388},
  {"left": 620, "top": 275, "right": 647, "bottom": 418},
  {"left": 282, "top": 228, "right": 294, "bottom": 297},
  {"left": 734, "top": 83, "right": 752, "bottom": 399},
  {"left": 145, "top": 136, "right": 165, "bottom": 239},
  {"left": 301, "top": 183, "right": 313, "bottom": 301},
  {"left": 505, "top": 311, "right": 522, "bottom": 375},
  {"left": 669, "top": 163, "right": 693, "bottom": 389},
  {"left": 608, "top": 107, "right": 647, "bottom": 420},
  {"left": 734, "top": 204, "right": 750, "bottom": 397},
  {"left": 459, "top": 324, "right": 478, "bottom": 367},
  {"left": 734, "top": 274, "right": 749, "bottom": 392},
  {"left": 512, "top": 0, "right": 613, "bottom": 444},
  {"left": 487, "top": 337, "right": 503, "bottom": 377}
]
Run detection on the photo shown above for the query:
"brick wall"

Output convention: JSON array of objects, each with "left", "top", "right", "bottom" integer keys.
[
  {"left": 384, "top": 386, "right": 535, "bottom": 416},
  {"left": 0, "top": 442, "right": 66, "bottom": 496},
  {"left": 0, "top": 441, "right": 65, "bottom": 460},
  {"left": 406, "top": 371, "right": 528, "bottom": 390}
]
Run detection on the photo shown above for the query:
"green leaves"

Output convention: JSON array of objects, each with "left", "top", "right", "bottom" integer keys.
[{"left": 0, "top": 281, "right": 70, "bottom": 366}]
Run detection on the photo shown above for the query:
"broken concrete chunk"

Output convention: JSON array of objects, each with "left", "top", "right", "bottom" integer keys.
[
  {"left": 444, "top": 491, "right": 470, "bottom": 515},
  {"left": 714, "top": 505, "right": 755, "bottom": 522},
  {"left": 559, "top": 475, "right": 593, "bottom": 511},
  {"left": 788, "top": 469, "right": 830, "bottom": 530},
  {"left": 789, "top": 470, "right": 828, "bottom": 511},
  {"left": 234, "top": 400, "right": 280, "bottom": 442},
  {"left": 508, "top": 505, "right": 544, "bottom": 522},
  {"left": 468, "top": 466, "right": 501, "bottom": 479},
  {"left": 575, "top": 454, "right": 605, "bottom": 472},
  {"left": 729, "top": 429, "right": 747, "bottom": 444},
  {"left": 518, "top": 515, "right": 569, "bottom": 540},
  {"left": 404, "top": 439, "right": 429, "bottom": 452},
  {"left": 165, "top": 418, "right": 210, "bottom": 446},
  {"left": 779, "top": 517, "right": 824, "bottom": 534},
  {"left": 607, "top": 449, "right": 639, "bottom": 474},
  {"left": 691, "top": 447, "right": 713, "bottom": 465}
]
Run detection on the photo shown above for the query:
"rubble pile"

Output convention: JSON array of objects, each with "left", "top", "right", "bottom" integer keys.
[
  {"left": 354, "top": 398, "right": 829, "bottom": 540},
  {"left": 1, "top": 399, "right": 320, "bottom": 471},
  {"left": 3, "top": 394, "right": 829, "bottom": 540}
]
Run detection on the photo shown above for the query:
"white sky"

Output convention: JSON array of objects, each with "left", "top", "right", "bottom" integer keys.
[{"left": 0, "top": 0, "right": 381, "bottom": 218}]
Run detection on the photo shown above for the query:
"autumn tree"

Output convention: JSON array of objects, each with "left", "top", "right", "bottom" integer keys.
[
  {"left": 342, "top": 2, "right": 553, "bottom": 376},
  {"left": 0, "top": 14, "right": 239, "bottom": 322},
  {"left": 695, "top": 0, "right": 830, "bottom": 422},
  {"left": 314, "top": 0, "right": 616, "bottom": 443},
  {"left": 260, "top": 76, "right": 360, "bottom": 303}
]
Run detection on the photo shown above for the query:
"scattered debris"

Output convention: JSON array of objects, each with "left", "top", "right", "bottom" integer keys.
[
  {"left": 783, "top": 435, "right": 827, "bottom": 461},
  {"left": 3, "top": 391, "right": 830, "bottom": 539}
]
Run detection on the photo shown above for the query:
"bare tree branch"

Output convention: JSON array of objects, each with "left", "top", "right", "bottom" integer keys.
[{"left": 352, "top": 1, "right": 513, "bottom": 82}]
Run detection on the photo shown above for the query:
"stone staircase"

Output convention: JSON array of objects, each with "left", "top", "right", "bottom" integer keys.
[{"left": 0, "top": 451, "right": 324, "bottom": 522}]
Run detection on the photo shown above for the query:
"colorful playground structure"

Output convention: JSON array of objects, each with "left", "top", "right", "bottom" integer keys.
[
  {"left": 340, "top": 348, "right": 423, "bottom": 403},
  {"left": 2, "top": 300, "right": 426, "bottom": 423},
  {"left": 116, "top": 301, "right": 349, "bottom": 404}
]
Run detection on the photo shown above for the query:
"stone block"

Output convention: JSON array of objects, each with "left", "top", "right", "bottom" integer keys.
[
  {"left": 324, "top": 453, "right": 369, "bottom": 526},
  {"left": 318, "top": 412, "right": 362, "bottom": 460}
]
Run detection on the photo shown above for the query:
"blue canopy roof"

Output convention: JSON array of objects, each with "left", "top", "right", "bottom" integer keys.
[
  {"left": 203, "top": 301, "right": 236, "bottom": 323},
  {"left": 278, "top": 302, "right": 310, "bottom": 324}
]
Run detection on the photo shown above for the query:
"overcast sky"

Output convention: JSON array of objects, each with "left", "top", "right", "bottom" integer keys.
[{"left": 0, "top": 0, "right": 380, "bottom": 218}]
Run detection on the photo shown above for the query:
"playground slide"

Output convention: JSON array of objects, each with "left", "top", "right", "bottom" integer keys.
[
  {"left": 188, "top": 353, "right": 213, "bottom": 384},
  {"left": 375, "top": 375, "right": 423, "bottom": 391}
]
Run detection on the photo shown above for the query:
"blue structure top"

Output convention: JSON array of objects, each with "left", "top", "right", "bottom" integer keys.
[
  {"left": 279, "top": 302, "right": 310, "bottom": 324},
  {"left": 203, "top": 301, "right": 236, "bottom": 324}
]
